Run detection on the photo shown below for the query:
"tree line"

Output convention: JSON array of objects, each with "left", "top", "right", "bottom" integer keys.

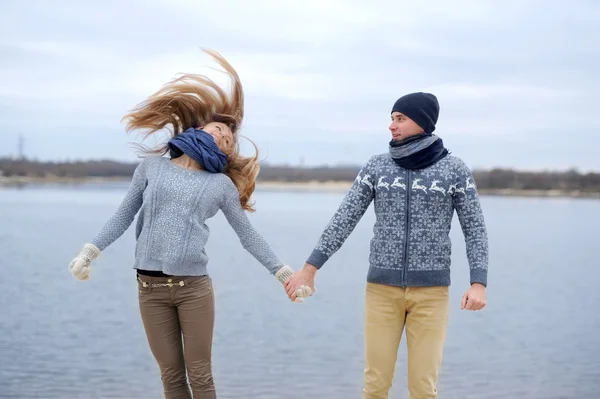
[{"left": 1, "top": 158, "right": 599, "bottom": 193}]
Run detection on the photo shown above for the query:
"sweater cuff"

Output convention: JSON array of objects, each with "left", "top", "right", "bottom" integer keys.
[
  {"left": 306, "top": 249, "right": 329, "bottom": 269},
  {"left": 470, "top": 268, "right": 487, "bottom": 287}
]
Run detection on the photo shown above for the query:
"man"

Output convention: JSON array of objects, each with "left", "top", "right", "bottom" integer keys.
[{"left": 285, "top": 92, "right": 489, "bottom": 399}]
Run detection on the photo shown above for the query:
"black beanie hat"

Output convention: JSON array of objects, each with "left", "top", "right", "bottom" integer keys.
[{"left": 391, "top": 92, "right": 439, "bottom": 133}]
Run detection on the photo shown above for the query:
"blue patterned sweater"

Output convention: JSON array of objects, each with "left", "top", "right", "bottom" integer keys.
[{"left": 306, "top": 153, "right": 489, "bottom": 287}]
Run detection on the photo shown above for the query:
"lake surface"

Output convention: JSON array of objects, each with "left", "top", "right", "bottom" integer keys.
[{"left": 1, "top": 183, "right": 599, "bottom": 398}]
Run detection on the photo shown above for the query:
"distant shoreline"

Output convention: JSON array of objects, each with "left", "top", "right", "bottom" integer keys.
[
  {"left": 258, "top": 181, "right": 600, "bottom": 199},
  {"left": 1, "top": 176, "right": 599, "bottom": 199}
]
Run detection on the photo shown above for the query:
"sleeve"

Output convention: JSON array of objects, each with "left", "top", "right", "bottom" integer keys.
[
  {"left": 220, "top": 189, "right": 284, "bottom": 275},
  {"left": 452, "top": 159, "right": 489, "bottom": 286},
  {"left": 306, "top": 158, "right": 376, "bottom": 269},
  {"left": 90, "top": 159, "right": 148, "bottom": 251}
]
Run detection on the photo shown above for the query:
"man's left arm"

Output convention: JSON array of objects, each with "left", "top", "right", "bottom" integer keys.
[{"left": 453, "top": 160, "right": 489, "bottom": 310}]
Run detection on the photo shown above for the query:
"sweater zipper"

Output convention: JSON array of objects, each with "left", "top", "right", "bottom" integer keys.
[{"left": 402, "top": 169, "right": 412, "bottom": 286}]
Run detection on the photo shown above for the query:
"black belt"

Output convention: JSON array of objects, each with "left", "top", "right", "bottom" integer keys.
[{"left": 136, "top": 269, "right": 173, "bottom": 277}]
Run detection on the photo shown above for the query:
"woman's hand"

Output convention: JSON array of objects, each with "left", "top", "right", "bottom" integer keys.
[
  {"left": 68, "top": 243, "right": 100, "bottom": 281},
  {"left": 284, "top": 263, "right": 317, "bottom": 301}
]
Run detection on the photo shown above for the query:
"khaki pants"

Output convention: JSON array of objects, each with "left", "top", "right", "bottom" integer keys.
[
  {"left": 138, "top": 274, "right": 216, "bottom": 399},
  {"left": 363, "top": 282, "right": 449, "bottom": 399}
]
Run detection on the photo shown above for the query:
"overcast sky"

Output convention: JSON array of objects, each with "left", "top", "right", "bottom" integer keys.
[{"left": 1, "top": 0, "right": 598, "bottom": 171}]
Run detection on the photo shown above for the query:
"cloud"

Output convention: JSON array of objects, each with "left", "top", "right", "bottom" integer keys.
[{"left": 0, "top": 0, "right": 599, "bottom": 170}]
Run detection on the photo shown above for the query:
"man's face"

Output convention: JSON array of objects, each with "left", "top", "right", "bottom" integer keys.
[{"left": 389, "top": 112, "right": 424, "bottom": 140}]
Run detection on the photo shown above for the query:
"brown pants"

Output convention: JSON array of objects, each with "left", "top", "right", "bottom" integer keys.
[
  {"left": 138, "top": 274, "right": 216, "bottom": 399},
  {"left": 363, "top": 283, "right": 449, "bottom": 399}
]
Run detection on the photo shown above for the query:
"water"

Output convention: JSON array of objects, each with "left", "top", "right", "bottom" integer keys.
[{"left": 1, "top": 183, "right": 599, "bottom": 399}]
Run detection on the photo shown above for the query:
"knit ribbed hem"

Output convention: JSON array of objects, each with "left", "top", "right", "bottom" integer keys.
[
  {"left": 470, "top": 268, "right": 487, "bottom": 287},
  {"left": 306, "top": 249, "right": 329, "bottom": 269},
  {"left": 367, "top": 267, "right": 451, "bottom": 287}
]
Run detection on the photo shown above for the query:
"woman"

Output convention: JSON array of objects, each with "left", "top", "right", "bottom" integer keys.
[{"left": 68, "top": 49, "right": 308, "bottom": 399}]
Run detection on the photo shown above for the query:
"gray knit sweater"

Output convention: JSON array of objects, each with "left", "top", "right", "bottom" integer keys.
[
  {"left": 307, "top": 153, "right": 489, "bottom": 287},
  {"left": 90, "top": 156, "right": 284, "bottom": 276}
]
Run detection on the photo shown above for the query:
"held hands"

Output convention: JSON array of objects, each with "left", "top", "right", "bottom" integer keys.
[
  {"left": 284, "top": 263, "right": 317, "bottom": 302},
  {"left": 461, "top": 283, "right": 487, "bottom": 311},
  {"left": 275, "top": 265, "right": 314, "bottom": 303},
  {"left": 68, "top": 243, "right": 101, "bottom": 281}
]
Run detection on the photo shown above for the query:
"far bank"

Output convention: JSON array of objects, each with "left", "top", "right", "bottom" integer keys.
[{"left": 1, "top": 176, "right": 599, "bottom": 200}]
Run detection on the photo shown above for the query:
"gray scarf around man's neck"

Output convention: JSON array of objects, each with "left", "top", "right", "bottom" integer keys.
[{"left": 389, "top": 133, "right": 449, "bottom": 170}]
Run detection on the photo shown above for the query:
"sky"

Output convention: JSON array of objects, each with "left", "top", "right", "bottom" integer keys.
[{"left": 1, "top": 0, "right": 599, "bottom": 171}]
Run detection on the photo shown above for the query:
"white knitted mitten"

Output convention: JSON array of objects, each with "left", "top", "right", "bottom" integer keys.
[
  {"left": 275, "top": 265, "right": 314, "bottom": 303},
  {"left": 68, "top": 243, "right": 101, "bottom": 281}
]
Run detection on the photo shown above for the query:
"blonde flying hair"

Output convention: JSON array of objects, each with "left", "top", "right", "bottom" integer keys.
[{"left": 121, "top": 49, "right": 260, "bottom": 212}]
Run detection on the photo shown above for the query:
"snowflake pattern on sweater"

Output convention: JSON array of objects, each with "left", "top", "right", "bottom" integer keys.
[{"left": 306, "top": 153, "right": 488, "bottom": 287}]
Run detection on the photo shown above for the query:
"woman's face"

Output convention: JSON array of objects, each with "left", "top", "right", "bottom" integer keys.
[{"left": 201, "top": 122, "right": 234, "bottom": 152}]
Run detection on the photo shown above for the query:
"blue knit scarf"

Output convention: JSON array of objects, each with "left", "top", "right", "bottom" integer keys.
[{"left": 168, "top": 128, "right": 228, "bottom": 173}]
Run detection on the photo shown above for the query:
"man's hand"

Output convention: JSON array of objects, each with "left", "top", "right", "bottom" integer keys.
[
  {"left": 284, "top": 263, "right": 317, "bottom": 301},
  {"left": 461, "top": 283, "right": 486, "bottom": 311}
]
